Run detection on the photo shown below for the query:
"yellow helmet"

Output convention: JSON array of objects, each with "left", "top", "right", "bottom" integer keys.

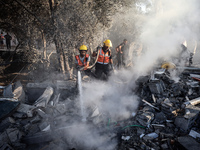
[
  {"left": 103, "top": 39, "right": 112, "bottom": 47},
  {"left": 161, "top": 62, "right": 176, "bottom": 69},
  {"left": 79, "top": 45, "right": 87, "bottom": 51}
]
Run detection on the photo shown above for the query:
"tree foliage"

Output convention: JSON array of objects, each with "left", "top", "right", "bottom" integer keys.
[{"left": 0, "top": 0, "right": 134, "bottom": 76}]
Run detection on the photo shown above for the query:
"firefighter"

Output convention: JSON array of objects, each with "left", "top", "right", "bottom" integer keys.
[
  {"left": 116, "top": 39, "right": 128, "bottom": 68},
  {"left": 92, "top": 39, "right": 114, "bottom": 80},
  {"left": 75, "top": 45, "right": 91, "bottom": 75}
]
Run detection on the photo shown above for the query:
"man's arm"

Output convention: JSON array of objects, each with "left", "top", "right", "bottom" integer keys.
[
  {"left": 84, "top": 56, "right": 90, "bottom": 70},
  {"left": 118, "top": 45, "right": 123, "bottom": 53},
  {"left": 115, "top": 46, "right": 119, "bottom": 53},
  {"left": 75, "top": 58, "right": 79, "bottom": 69}
]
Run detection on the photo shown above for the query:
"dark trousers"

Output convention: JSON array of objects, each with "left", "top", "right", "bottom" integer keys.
[
  {"left": 117, "top": 53, "right": 125, "bottom": 68},
  {"left": 95, "top": 63, "right": 110, "bottom": 80},
  {"left": 6, "top": 41, "right": 11, "bottom": 49}
]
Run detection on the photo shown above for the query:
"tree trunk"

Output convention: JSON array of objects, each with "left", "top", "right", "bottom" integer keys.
[
  {"left": 42, "top": 31, "right": 47, "bottom": 60},
  {"left": 65, "top": 51, "right": 72, "bottom": 79},
  {"left": 54, "top": 38, "right": 66, "bottom": 74},
  {"left": 49, "top": 0, "right": 66, "bottom": 74},
  {"left": 27, "top": 26, "right": 34, "bottom": 51}
]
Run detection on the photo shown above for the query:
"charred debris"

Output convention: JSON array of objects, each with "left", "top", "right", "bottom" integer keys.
[{"left": 1, "top": 66, "right": 200, "bottom": 150}]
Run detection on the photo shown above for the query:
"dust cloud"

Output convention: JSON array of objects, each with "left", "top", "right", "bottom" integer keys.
[
  {"left": 61, "top": 0, "right": 200, "bottom": 149},
  {"left": 134, "top": 0, "right": 200, "bottom": 74}
]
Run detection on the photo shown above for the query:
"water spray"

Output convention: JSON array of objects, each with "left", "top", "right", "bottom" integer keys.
[{"left": 77, "top": 71, "right": 86, "bottom": 122}]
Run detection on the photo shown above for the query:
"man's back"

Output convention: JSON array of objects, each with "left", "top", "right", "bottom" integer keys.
[{"left": 4, "top": 34, "right": 12, "bottom": 41}]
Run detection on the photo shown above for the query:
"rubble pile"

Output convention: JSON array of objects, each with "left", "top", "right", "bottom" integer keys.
[
  {"left": 0, "top": 80, "right": 83, "bottom": 150},
  {"left": 1, "top": 67, "right": 200, "bottom": 150},
  {"left": 119, "top": 68, "right": 200, "bottom": 150}
]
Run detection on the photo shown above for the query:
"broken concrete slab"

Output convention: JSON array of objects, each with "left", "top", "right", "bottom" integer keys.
[
  {"left": 0, "top": 100, "right": 20, "bottom": 120},
  {"left": 0, "top": 117, "right": 15, "bottom": 132},
  {"left": 6, "top": 128, "right": 23, "bottom": 143},
  {"left": 34, "top": 86, "right": 53, "bottom": 107},
  {"left": 22, "top": 131, "right": 54, "bottom": 144},
  {"left": 16, "top": 103, "right": 35, "bottom": 118},
  {"left": 136, "top": 111, "right": 154, "bottom": 127},
  {"left": 12, "top": 81, "right": 25, "bottom": 102},
  {"left": 39, "top": 121, "right": 51, "bottom": 132},
  {"left": 148, "top": 80, "right": 166, "bottom": 95},
  {"left": 0, "top": 143, "right": 14, "bottom": 150},
  {"left": 153, "top": 112, "right": 167, "bottom": 124},
  {"left": 36, "top": 109, "right": 47, "bottom": 118},
  {"left": 189, "top": 129, "right": 200, "bottom": 139},
  {"left": 175, "top": 105, "right": 200, "bottom": 131},
  {"left": 183, "top": 97, "right": 200, "bottom": 107},
  {"left": 2, "top": 84, "right": 14, "bottom": 98},
  {"left": 55, "top": 80, "right": 76, "bottom": 90},
  {"left": 178, "top": 136, "right": 200, "bottom": 150},
  {"left": 12, "top": 112, "right": 27, "bottom": 119},
  {"left": 0, "top": 132, "right": 10, "bottom": 147},
  {"left": 143, "top": 132, "right": 158, "bottom": 141},
  {"left": 26, "top": 82, "right": 52, "bottom": 104}
]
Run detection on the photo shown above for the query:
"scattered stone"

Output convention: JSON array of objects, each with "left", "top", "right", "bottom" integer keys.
[
  {"left": 6, "top": 128, "right": 23, "bottom": 143},
  {"left": 34, "top": 86, "right": 54, "bottom": 108},
  {"left": 178, "top": 136, "right": 200, "bottom": 150},
  {"left": 16, "top": 103, "right": 35, "bottom": 118}
]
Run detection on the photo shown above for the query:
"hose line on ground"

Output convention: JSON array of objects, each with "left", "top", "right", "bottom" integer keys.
[{"left": 122, "top": 125, "right": 146, "bottom": 130}]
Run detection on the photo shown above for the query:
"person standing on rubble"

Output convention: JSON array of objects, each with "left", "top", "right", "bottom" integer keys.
[
  {"left": 92, "top": 39, "right": 114, "bottom": 80},
  {"left": 4, "top": 33, "right": 12, "bottom": 50},
  {"left": 0, "top": 32, "right": 4, "bottom": 49},
  {"left": 116, "top": 39, "right": 128, "bottom": 69},
  {"left": 179, "top": 41, "right": 190, "bottom": 66},
  {"left": 75, "top": 45, "right": 91, "bottom": 75}
]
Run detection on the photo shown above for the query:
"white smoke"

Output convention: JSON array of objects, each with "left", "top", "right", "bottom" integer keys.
[
  {"left": 61, "top": 0, "right": 200, "bottom": 149},
  {"left": 134, "top": 0, "right": 200, "bottom": 74}
]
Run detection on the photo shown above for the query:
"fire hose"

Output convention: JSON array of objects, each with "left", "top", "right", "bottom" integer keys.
[
  {"left": 79, "top": 49, "right": 100, "bottom": 71},
  {"left": 78, "top": 49, "right": 129, "bottom": 84}
]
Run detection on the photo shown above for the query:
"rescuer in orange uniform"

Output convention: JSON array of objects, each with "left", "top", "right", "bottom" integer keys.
[
  {"left": 92, "top": 39, "right": 114, "bottom": 80},
  {"left": 75, "top": 45, "right": 91, "bottom": 75}
]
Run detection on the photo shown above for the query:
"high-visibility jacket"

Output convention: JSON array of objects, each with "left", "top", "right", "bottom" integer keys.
[
  {"left": 97, "top": 48, "right": 111, "bottom": 65},
  {"left": 75, "top": 54, "right": 89, "bottom": 67}
]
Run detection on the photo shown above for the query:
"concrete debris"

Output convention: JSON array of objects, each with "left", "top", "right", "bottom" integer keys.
[
  {"left": 39, "top": 122, "right": 50, "bottom": 132},
  {"left": 0, "top": 117, "right": 15, "bottom": 132},
  {"left": 2, "top": 84, "right": 14, "bottom": 98},
  {"left": 26, "top": 82, "right": 52, "bottom": 104},
  {"left": 56, "top": 80, "right": 76, "bottom": 90},
  {"left": 6, "top": 128, "right": 23, "bottom": 143},
  {"left": 142, "top": 132, "right": 158, "bottom": 140},
  {"left": 121, "top": 135, "right": 131, "bottom": 140},
  {"left": 12, "top": 81, "right": 26, "bottom": 102},
  {"left": 34, "top": 86, "right": 54, "bottom": 107},
  {"left": 2, "top": 66, "right": 200, "bottom": 150},
  {"left": 184, "top": 96, "right": 200, "bottom": 106},
  {"left": 119, "top": 67, "right": 200, "bottom": 149},
  {"left": 0, "top": 143, "right": 14, "bottom": 150},
  {"left": 189, "top": 129, "right": 200, "bottom": 139},
  {"left": 16, "top": 103, "right": 35, "bottom": 118},
  {"left": 0, "top": 100, "right": 20, "bottom": 120},
  {"left": 178, "top": 136, "right": 200, "bottom": 150}
]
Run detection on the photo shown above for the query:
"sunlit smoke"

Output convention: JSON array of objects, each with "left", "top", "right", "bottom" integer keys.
[
  {"left": 133, "top": 0, "right": 200, "bottom": 74},
  {"left": 61, "top": 0, "right": 200, "bottom": 149}
]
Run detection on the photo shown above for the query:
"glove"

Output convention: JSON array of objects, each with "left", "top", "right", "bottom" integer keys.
[{"left": 84, "top": 66, "right": 88, "bottom": 70}]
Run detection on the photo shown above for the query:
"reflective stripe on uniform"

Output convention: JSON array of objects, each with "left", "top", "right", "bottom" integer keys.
[{"left": 97, "top": 48, "right": 110, "bottom": 64}]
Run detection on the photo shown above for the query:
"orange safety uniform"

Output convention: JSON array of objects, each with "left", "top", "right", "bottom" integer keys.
[
  {"left": 97, "top": 48, "right": 111, "bottom": 65},
  {"left": 75, "top": 54, "right": 89, "bottom": 67}
]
